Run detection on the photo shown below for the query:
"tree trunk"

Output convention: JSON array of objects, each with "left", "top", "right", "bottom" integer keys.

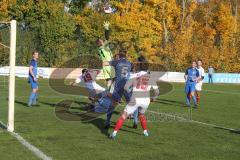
[
  {"left": 235, "top": 0, "right": 238, "bottom": 31},
  {"left": 162, "top": 0, "right": 169, "bottom": 47},
  {"left": 180, "top": 0, "right": 186, "bottom": 31},
  {"left": 233, "top": 0, "right": 238, "bottom": 47}
]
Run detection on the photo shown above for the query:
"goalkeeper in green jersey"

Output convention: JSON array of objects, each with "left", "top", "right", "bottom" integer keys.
[{"left": 96, "top": 21, "right": 114, "bottom": 89}]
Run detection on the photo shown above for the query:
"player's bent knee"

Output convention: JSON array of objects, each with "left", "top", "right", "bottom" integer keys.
[
  {"left": 121, "top": 112, "right": 128, "bottom": 120},
  {"left": 138, "top": 113, "right": 145, "bottom": 118},
  {"left": 33, "top": 88, "right": 38, "bottom": 93}
]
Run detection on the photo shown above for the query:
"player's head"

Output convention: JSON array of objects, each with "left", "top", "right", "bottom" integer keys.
[
  {"left": 114, "top": 53, "right": 120, "bottom": 60},
  {"left": 96, "top": 38, "right": 104, "bottom": 46},
  {"left": 135, "top": 55, "right": 149, "bottom": 72},
  {"left": 117, "top": 50, "right": 127, "bottom": 59},
  {"left": 137, "top": 55, "right": 146, "bottom": 63},
  {"left": 192, "top": 60, "right": 197, "bottom": 68},
  {"left": 197, "top": 59, "right": 202, "bottom": 67},
  {"left": 82, "top": 68, "right": 88, "bottom": 74},
  {"left": 32, "top": 51, "right": 39, "bottom": 60}
]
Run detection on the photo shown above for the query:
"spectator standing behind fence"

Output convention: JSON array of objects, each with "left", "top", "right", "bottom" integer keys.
[{"left": 208, "top": 66, "right": 214, "bottom": 84}]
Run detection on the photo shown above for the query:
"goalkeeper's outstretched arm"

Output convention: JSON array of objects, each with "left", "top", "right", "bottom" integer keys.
[
  {"left": 102, "top": 21, "right": 112, "bottom": 50},
  {"left": 103, "top": 21, "right": 110, "bottom": 41}
]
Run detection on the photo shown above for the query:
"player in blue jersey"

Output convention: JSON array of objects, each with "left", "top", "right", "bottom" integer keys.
[
  {"left": 102, "top": 52, "right": 132, "bottom": 128},
  {"left": 28, "top": 51, "right": 39, "bottom": 107},
  {"left": 184, "top": 61, "right": 200, "bottom": 108}
]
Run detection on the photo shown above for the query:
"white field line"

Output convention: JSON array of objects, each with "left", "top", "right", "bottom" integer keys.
[
  {"left": 148, "top": 110, "right": 239, "bottom": 132},
  {"left": 0, "top": 121, "right": 52, "bottom": 160}
]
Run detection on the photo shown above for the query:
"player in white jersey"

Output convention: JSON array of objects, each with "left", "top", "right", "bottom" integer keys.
[
  {"left": 110, "top": 70, "right": 159, "bottom": 138},
  {"left": 129, "top": 71, "right": 149, "bottom": 128},
  {"left": 72, "top": 68, "right": 106, "bottom": 101},
  {"left": 195, "top": 60, "right": 205, "bottom": 105}
]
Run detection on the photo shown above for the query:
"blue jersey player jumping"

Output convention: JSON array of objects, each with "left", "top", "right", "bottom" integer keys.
[
  {"left": 101, "top": 52, "right": 132, "bottom": 128},
  {"left": 28, "top": 51, "right": 39, "bottom": 107},
  {"left": 184, "top": 61, "right": 200, "bottom": 108}
]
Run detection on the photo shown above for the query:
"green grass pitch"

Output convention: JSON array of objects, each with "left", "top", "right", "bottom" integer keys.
[{"left": 0, "top": 77, "right": 240, "bottom": 160}]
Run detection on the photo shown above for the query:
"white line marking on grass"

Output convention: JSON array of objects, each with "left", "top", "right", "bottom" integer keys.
[
  {"left": 188, "top": 119, "right": 238, "bottom": 132},
  {"left": 148, "top": 110, "right": 187, "bottom": 122},
  {"left": 148, "top": 110, "right": 239, "bottom": 133},
  {"left": 0, "top": 121, "right": 52, "bottom": 160}
]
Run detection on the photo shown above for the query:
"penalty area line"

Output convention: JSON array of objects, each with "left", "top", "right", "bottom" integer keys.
[{"left": 0, "top": 121, "right": 52, "bottom": 160}]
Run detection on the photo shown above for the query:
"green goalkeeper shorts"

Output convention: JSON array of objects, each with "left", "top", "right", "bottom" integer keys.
[{"left": 103, "top": 66, "right": 114, "bottom": 80}]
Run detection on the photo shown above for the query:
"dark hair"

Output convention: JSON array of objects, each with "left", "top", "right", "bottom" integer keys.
[
  {"left": 32, "top": 51, "right": 38, "bottom": 55},
  {"left": 137, "top": 55, "right": 146, "bottom": 63},
  {"left": 135, "top": 55, "right": 149, "bottom": 71},
  {"left": 96, "top": 38, "right": 103, "bottom": 45},
  {"left": 117, "top": 51, "right": 126, "bottom": 58},
  {"left": 197, "top": 59, "right": 202, "bottom": 62},
  {"left": 82, "top": 68, "right": 87, "bottom": 74},
  {"left": 192, "top": 60, "right": 197, "bottom": 63}
]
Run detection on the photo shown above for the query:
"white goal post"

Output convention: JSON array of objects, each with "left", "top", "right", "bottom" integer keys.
[{"left": 0, "top": 20, "right": 17, "bottom": 132}]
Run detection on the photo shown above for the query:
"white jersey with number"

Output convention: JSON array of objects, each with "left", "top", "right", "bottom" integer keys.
[
  {"left": 196, "top": 66, "right": 205, "bottom": 91},
  {"left": 124, "top": 71, "right": 159, "bottom": 115},
  {"left": 75, "top": 69, "right": 105, "bottom": 94}
]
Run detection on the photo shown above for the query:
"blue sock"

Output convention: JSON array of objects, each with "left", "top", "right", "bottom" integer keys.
[
  {"left": 186, "top": 94, "right": 190, "bottom": 106},
  {"left": 106, "top": 106, "right": 114, "bottom": 125},
  {"left": 133, "top": 110, "right": 138, "bottom": 124},
  {"left": 28, "top": 92, "right": 36, "bottom": 106},
  {"left": 192, "top": 95, "right": 197, "bottom": 106},
  {"left": 33, "top": 93, "right": 38, "bottom": 105}
]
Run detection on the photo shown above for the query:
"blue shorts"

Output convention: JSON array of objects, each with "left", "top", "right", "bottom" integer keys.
[
  {"left": 28, "top": 77, "right": 38, "bottom": 89},
  {"left": 112, "top": 79, "right": 130, "bottom": 102},
  {"left": 185, "top": 83, "right": 196, "bottom": 94},
  {"left": 98, "top": 96, "right": 112, "bottom": 110}
]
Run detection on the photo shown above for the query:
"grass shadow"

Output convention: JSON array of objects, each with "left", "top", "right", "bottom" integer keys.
[
  {"left": 213, "top": 126, "right": 240, "bottom": 135},
  {"left": 15, "top": 100, "right": 28, "bottom": 107},
  {"left": 54, "top": 99, "right": 141, "bottom": 136},
  {"left": 154, "top": 98, "right": 186, "bottom": 107}
]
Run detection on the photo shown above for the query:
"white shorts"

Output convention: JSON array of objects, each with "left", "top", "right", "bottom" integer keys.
[
  {"left": 124, "top": 98, "right": 150, "bottom": 115},
  {"left": 195, "top": 81, "right": 203, "bottom": 91}
]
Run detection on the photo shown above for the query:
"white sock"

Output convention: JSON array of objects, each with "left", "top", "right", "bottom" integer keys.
[{"left": 113, "top": 131, "right": 117, "bottom": 134}]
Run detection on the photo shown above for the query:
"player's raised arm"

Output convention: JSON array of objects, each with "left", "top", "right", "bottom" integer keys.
[
  {"left": 75, "top": 76, "right": 82, "bottom": 83},
  {"left": 69, "top": 76, "right": 82, "bottom": 86},
  {"left": 103, "top": 21, "right": 110, "bottom": 41},
  {"left": 101, "top": 21, "right": 112, "bottom": 50},
  {"left": 103, "top": 61, "right": 110, "bottom": 66},
  {"left": 103, "top": 60, "right": 117, "bottom": 67}
]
